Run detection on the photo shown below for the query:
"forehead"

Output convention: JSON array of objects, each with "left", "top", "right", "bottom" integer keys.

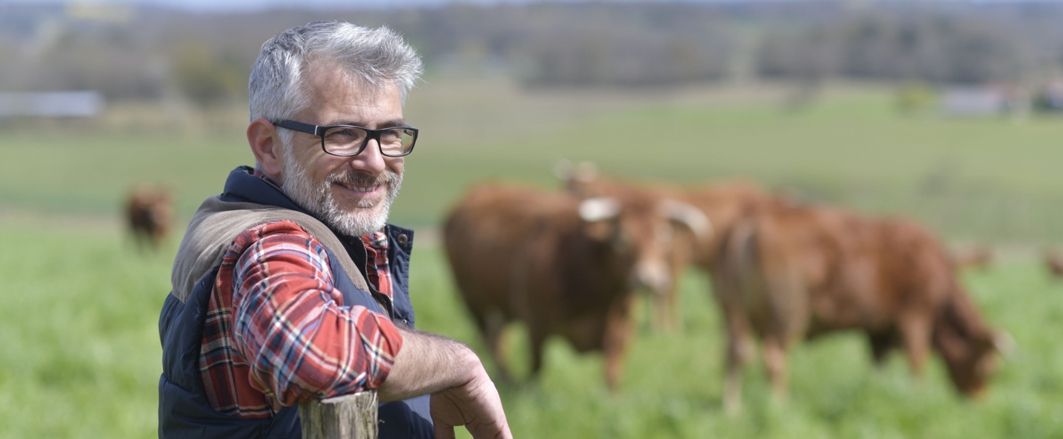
[
  {"left": 619, "top": 202, "right": 669, "bottom": 233},
  {"left": 301, "top": 60, "right": 401, "bottom": 121}
]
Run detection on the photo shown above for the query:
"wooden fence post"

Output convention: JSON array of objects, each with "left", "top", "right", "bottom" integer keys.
[{"left": 299, "top": 391, "right": 378, "bottom": 439}]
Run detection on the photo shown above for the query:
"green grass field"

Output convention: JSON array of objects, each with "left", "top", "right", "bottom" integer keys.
[
  {"left": 2, "top": 220, "right": 1062, "bottom": 438},
  {"left": 2, "top": 77, "right": 1063, "bottom": 437}
]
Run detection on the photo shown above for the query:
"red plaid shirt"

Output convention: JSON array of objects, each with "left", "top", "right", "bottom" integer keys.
[{"left": 198, "top": 221, "right": 403, "bottom": 418}]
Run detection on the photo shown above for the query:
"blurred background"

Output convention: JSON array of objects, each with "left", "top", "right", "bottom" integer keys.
[{"left": 2, "top": 0, "right": 1062, "bottom": 437}]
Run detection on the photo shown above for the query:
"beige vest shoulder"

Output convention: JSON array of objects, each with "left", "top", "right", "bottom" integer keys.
[{"left": 170, "top": 196, "right": 369, "bottom": 302}]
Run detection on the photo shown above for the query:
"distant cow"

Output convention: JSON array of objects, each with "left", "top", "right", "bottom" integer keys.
[
  {"left": 714, "top": 203, "right": 1007, "bottom": 411},
  {"left": 443, "top": 183, "right": 708, "bottom": 390},
  {"left": 125, "top": 185, "right": 174, "bottom": 250},
  {"left": 1044, "top": 249, "right": 1063, "bottom": 280},
  {"left": 557, "top": 161, "right": 778, "bottom": 332}
]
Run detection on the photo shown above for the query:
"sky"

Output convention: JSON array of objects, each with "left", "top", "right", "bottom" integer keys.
[
  {"left": 3, "top": 0, "right": 586, "bottom": 12},
  {"left": 3, "top": 0, "right": 1060, "bottom": 13}
]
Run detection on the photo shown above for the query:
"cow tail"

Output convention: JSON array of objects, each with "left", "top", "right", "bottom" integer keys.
[{"left": 715, "top": 219, "right": 760, "bottom": 304}]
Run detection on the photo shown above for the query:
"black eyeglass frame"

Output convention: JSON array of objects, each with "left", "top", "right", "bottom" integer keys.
[{"left": 273, "top": 119, "right": 419, "bottom": 157}]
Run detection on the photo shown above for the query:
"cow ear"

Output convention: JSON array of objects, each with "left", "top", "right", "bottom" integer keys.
[
  {"left": 554, "top": 159, "right": 575, "bottom": 182},
  {"left": 556, "top": 160, "right": 599, "bottom": 196},
  {"left": 574, "top": 161, "right": 598, "bottom": 183}
]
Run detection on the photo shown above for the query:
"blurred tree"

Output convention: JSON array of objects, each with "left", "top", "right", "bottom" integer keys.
[
  {"left": 754, "top": 12, "right": 1032, "bottom": 85},
  {"left": 0, "top": 1, "right": 1060, "bottom": 98},
  {"left": 171, "top": 41, "right": 247, "bottom": 109},
  {"left": 896, "top": 81, "right": 938, "bottom": 115},
  {"left": 518, "top": 14, "right": 733, "bottom": 87},
  {"left": 28, "top": 25, "right": 163, "bottom": 100}
]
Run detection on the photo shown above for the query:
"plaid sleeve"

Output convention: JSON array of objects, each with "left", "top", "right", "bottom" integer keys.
[{"left": 226, "top": 220, "right": 403, "bottom": 406}]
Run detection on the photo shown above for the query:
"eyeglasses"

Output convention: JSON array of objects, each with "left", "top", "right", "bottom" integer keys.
[{"left": 273, "top": 120, "right": 418, "bottom": 157}]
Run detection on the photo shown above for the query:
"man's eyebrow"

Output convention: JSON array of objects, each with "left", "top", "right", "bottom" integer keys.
[{"left": 327, "top": 118, "right": 408, "bottom": 128}]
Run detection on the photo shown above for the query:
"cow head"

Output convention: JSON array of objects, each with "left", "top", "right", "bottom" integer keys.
[
  {"left": 127, "top": 185, "right": 175, "bottom": 249},
  {"left": 578, "top": 195, "right": 708, "bottom": 296},
  {"left": 148, "top": 190, "right": 174, "bottom": 231},
  {"left": 933, "top": 287, "right": 1010, "bottom": 398}
]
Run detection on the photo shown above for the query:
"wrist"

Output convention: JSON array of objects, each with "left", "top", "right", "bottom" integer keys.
[{"left": 454, "top": 347, "right": 487, "bottom": 387}]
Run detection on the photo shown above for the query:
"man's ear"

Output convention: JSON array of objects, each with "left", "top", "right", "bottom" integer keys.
[{"left": 247, "top": 118, "right": 283, "bottom": 178}]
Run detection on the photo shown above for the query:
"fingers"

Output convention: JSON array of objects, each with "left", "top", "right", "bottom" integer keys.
[
  {"left": 468, "top": 421, "right": 513, "bottom": 439},
  {"left": 430, "top": 387, "right": 512, "bottom": 439},
  {"left": 434, "top": 423, "right": 457, "bottom": 439}
]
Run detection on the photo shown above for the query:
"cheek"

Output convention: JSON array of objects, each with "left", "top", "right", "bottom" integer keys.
[
  {"left": 306, "top": 155, "right": 346, "bottom": 181},
  {"left": 387, "top": 157, "right": 405, "bottom": 176}
]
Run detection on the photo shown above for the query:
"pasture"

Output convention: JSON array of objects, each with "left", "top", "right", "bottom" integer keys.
[{"left": 2, "top": 77, "right": 1063, "bottom": 437}]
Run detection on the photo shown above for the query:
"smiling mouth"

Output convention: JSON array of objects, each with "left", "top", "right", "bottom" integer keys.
[{"left": 335, "top": 181, "right": 380, "bottom": 194}]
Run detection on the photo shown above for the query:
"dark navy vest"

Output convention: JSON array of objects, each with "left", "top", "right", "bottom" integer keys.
[{"left": 158, "top": 167, "right": 432, "bottom": 438}]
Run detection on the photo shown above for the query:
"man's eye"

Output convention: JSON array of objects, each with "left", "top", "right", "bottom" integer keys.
[{"left": 327, "top": 128, "right": 364, "bottom": 140}]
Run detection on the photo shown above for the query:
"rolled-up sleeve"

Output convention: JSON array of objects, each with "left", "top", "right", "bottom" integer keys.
[{"left": 225, "top": 221, "right": 403, "bottom": 406}]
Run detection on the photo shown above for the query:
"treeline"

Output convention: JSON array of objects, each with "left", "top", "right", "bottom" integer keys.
[
  {"left": 1, "top": 1, "right": 1062, "bottom": 105},
  {"left": 756, "top": 13, "right": 1034, "bottom": 84},
  {"left": 389, "top": 3, "right": 737, "bottom": 86}
]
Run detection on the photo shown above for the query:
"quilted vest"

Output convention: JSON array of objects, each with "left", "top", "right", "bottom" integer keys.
[{"left": 158, "top": 167, "right": 432, "bottom": 438}]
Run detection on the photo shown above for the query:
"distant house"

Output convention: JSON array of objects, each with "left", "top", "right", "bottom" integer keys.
[
  {"left": 941, "top": 84, "right": 1028, "bottom": 117},
  {"left": 0, "top": 91, "right": 105, "bottom": 118}
]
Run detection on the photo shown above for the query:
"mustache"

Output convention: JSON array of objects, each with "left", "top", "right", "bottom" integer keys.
[{"left": 325, "top": 168, "right": 400, "bottom": 188}]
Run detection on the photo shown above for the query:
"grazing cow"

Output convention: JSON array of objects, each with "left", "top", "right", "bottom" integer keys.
[
  {"left": 125, "top": 185, "right": 174, "bottom": 250},
  {"left": 557, "top": 161, "right": 778, "bottom": 332},
  {"left": 442, "top": 182, "right": 708, "bottom": 390},
  {"left": 714, "top": 202, "right": 1007, "bottom": 411},
  {"left": 1044, "top": 249, "right": 1063, "bottom": 280}
]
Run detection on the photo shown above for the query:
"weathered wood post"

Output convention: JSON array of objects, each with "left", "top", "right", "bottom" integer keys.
[{"left": 299, "top": 391, "right": 378, "bottom": 439}]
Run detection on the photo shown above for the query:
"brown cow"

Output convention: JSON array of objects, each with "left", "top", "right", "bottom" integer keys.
[
  {"left": 442, "top": 182, "right": 708, "bottom": 390},
  {"left": 714, "top": 202, "right": 1007, "bottom": 412},
  {"left": 1043, "top": 249, "right": 1063, "bottom": 280},
  {"left": 557, "top": 161, "right": 778, "bottom": 332},
  {"left": 125, "top": 185, "right": 174, "bottom": 251}
]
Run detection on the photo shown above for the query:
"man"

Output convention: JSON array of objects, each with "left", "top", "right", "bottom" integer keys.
[{"left": 158, "top": 22, "right": 511, "bottom": 439}]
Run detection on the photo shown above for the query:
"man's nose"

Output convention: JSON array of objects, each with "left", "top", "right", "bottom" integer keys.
[{"left": 349, "top": 138, "right": 387, "bottom": 174}]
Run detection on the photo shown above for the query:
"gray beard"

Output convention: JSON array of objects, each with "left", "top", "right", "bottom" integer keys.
[{"left": 279, "top": 150, "right": 402, "bottom": 237}]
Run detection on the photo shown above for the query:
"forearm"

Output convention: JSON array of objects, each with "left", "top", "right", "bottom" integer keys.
[{"left": 377, "top": 326, "right": 483, "bottom": 402}]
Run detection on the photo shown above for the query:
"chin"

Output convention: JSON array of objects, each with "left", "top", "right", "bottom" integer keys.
[
  {"left": 326, "top": 204, "right": 390, "bottom": 237},
  {"left": 277, "top": 148, "right": 402, "bottom": 237}
]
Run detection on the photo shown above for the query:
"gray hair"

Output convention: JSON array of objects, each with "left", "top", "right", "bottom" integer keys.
[{"left": 248, "top": 21, "right": 423, "bottom": 129}]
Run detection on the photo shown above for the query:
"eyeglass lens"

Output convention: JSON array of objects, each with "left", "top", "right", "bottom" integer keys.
[{"left": 322, "top": 126, "right": 416, "bottom": 156}]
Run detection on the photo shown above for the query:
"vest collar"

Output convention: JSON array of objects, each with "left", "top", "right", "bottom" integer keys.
[{"left": 220, "top": 166, "right": 304, "bottom": 211}]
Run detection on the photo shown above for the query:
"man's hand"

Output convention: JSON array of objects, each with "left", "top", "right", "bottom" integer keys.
[
  {"left": 378, "top": 327, "right": 512, "bottom": 439},
  {"left": 430, "top": 364, "right": 512, "bottom": 439}
]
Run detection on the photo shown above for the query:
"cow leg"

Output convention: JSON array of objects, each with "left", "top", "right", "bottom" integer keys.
[
  {"left": 602, "top": 295, "right": 635, "bottom": 392},
  {"left": 527, "top": 322, "right": 549, "bottom": 382},
  {"left": 762, "top": 335, "right": 790, "bottom": 402},
  {"left": 667, "top": 287, "right": 682, "bottom": 333},
  {"left": 866, "top": 330, "right": 896, "bottom": 367},
  {"left": 652, "top": 287, "right": 682, "bottom": 334},
  {"left": 723, "top": 338, "right": 751, "bottom": 415},
  {"left": 722, "top": 308, "right": 755, "bottom": 414},
  {"left": 475, "top": 309, "right": 514, "bottom": 383},
  {"left": 898, "top": 313, "right": 932, "bottom": 376}
]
